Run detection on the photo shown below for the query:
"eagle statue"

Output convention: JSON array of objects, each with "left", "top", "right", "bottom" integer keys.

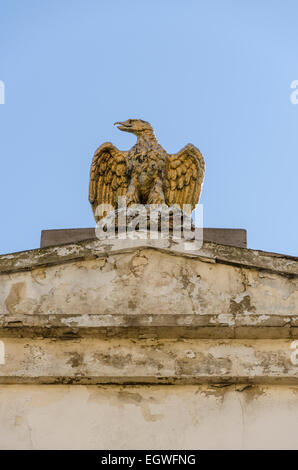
[{"left": 89, "top": 119, "right": 205, "bottom": 221}]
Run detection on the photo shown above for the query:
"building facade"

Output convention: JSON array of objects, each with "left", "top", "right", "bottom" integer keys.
[{"left": 0, "top": 236, "right": 297, "bottom": 449}]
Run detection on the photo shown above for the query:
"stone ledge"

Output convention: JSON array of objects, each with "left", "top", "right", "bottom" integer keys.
[
  {"left": 0, "top": 237, "right": 297, "bottom": 277},
  {"left": 0, "top": 313, "right": 297, "bottom": 339},
  {"left": 0, "top": 338, "right": 297, "bottom": 385}
]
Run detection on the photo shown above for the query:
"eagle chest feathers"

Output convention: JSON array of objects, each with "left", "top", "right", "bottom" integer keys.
[
  {"left": 127, "top": 143, "right": 167, "bottom": 198},
  {"left": 89, "top": 119, "right": 205, "bottom": 220}
]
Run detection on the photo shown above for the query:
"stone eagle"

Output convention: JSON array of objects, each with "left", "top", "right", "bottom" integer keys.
[{"left": 89, "top": 119, "right": 205, "bottom": 220}]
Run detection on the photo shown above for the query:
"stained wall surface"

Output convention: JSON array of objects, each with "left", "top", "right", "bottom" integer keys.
[
  {"left": 0, "top": 384, "right": 297, "bottom": 450},
  {"left": 0, "top": 239, "right": 297, "bottom": 449}
]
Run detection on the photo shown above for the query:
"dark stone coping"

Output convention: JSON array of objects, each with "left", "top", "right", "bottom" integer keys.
[{"left": 41, "top": 227, "right": 247, "bottom": 249}]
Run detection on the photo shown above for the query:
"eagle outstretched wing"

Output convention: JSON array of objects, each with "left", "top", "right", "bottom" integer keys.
[
  {"left": 164, "top": 144, "right": 205, "bottom": 213},
  {"left": 89, "top": 142, "right": 128, "bottom": 219}
]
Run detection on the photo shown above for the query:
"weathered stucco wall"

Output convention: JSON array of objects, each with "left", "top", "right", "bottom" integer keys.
[
  {"left": 0, "top": 240, "right": 297, "bottom": 338},
  {"left": 0, "top": 238, "right": 297, "bottom": 449},
  {"left": 0, "top": 337, "right": 297, "bottom": 384},
  {"left": 0, "top": 384, "right": 298, "bottom": 450}
]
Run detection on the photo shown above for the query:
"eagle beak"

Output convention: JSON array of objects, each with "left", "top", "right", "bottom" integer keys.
[{"left": 114, "top": 121, "right": 133, "bottom": 132}]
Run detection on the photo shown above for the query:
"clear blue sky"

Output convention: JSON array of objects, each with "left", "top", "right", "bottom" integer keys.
[{"left": 0, "top": 0, "right": 297, "bottom": 256}]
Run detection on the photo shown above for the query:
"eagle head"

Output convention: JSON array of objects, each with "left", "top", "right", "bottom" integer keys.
[{"left": 114, "top": 119, "right": 154, "bottom": 136}]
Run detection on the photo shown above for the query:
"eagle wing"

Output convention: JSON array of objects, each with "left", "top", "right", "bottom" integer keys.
[
  {"left": 164, "top": 144, "right": 205, "bottom": 213},
  {"left": 89, "top": 142, "right": 128, "bottom": 219}
]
